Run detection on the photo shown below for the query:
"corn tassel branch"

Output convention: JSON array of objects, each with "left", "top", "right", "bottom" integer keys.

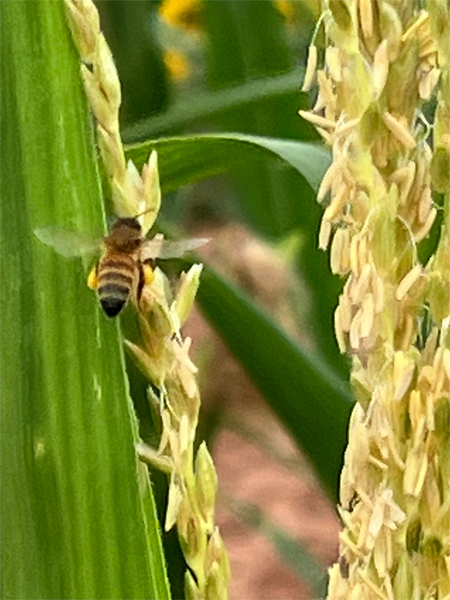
[
  {"left": 301, "top": 1, "right": 450, "bottom": 598},
  {"left": 64, "top": 1, "right": 230, "bottom": 598}
]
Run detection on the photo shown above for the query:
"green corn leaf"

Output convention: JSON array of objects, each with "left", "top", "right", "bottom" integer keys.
[
  {"left": 122, "top": 69, "right": 309, "bottom": 141},
  {"left": 125, "top": 133, "right": 330, "bottom": 202},
  {"left": 0, "top": 3, "right": 169, "bottom": 599},
  {"left": 192, "top": 0, "right": 317, "bottom": 246},
  {"left": 196, "top": 267, "right": 353, "bottom": 502},
  {"left": 124, "top": 133, "right": 330, "bottom": 248}
]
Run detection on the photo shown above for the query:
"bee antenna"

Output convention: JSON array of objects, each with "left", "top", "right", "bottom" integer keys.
[{"left": 134, "top": 207, "right": 156, "bottom": 219}]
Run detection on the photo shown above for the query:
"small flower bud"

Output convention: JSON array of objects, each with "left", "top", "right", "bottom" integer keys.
[
  {"left": 80, "top": 64, "right": 113, "bottom": 130},
  {"left": 165, "top": 378, "right": 190, "bottom": 422},
  {"left": 178, "top": 510, "right": 204, "bottom": 570},
  {"left": 136, "top": 442, "right": 173, "bottom": 474},
  {"left": 383, "top": 111, "right": 417, "bottom": 150},
  {"left": 329, "top": 0, "right": 352, "bottom": 31},
  {"left": 165, "top": 476, "right": 183, "bottom": 531},
  {"left": 65, "top": 0, "right": 99, "bottom": 63},
  {"left": 125, "top": 340, "right": 162, "bottom": 387},
  {"left": 174, "top": 264, "right": 203, "bottom": 325},
  {"left": 118, "top": 159, "right": 142, "bottom": 216},
  {"left": 148, "top": 302, "right": 173, "bottom": 339},
  {"left": 372, "top": 41, "right": 389, "bottom": 100},
  {"left": 205, "top": 561, "right": 228, "bottom": 600},
  {"left": 393, "top": 351, "right": 416, "bottom": 400},
  {"left": 378, "top": 2, "right": 402, "bottom": 61},
  {"left": 205, "top": 528, "right": 230, "bottom": 583},
  {"left": 393, "top": 553, "right": 413, "bottom": 599},
  {"left": 141, "top": 150, "right": 161, "bottom": 235},
  {"left": 95, "top": 33, "right": 121, "bottom": 111},
  {"left": 302, "top": 45, "right": 317, "bottom": 91},
  {"left": 195, "top": 442, "right": 218, "bottom": 531},
  {"left": 97, "top": 125, "right": 127, "bottom": 182},
  {"left": 184, "top": 570, "right": 202, "bottom": 600}
]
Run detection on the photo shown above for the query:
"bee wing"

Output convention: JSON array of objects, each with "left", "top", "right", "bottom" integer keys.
[
  {"left": 140, "top": 235, "right": 209, "bottom": 262},
  {"left": 35, "top": 227, "right": 103, "bottom": 258}
]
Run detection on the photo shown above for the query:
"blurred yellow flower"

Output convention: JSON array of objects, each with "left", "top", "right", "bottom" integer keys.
[
  {"left": 273, "top": 0, "right": 321, "bottom": 23},
  {"left": 273, "top": 0, "right": 296, "bottom": 21},
  {"left": 163, "top": 48, "right": 191, "bottom": 82},
  {"left": 159, "top": 0, "right": 202, "bottom": 33}
]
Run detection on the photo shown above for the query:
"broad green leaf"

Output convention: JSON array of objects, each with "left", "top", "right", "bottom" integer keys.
[
  {"left": 122, "top": 69, "right": 309, "bottom": 141},
  {"left": 204, "top": 0, "right": 294, "bottom": 89},
  {"left": 125, "top": 133, "right": 330, "bottom": 203},
  {"left": 196, "top": 267, "right": 353, "bottom": 502},
  {"left": 0, "top": 3, "right": 169, "bottom": 599},
  {"left": 200, "top": 0, "right": 318, "bottom": 244},
  {"left": 225, "top": 496, "right": 328, "bottom": 599},
  {"left": 125, "top": 132, "right": 330, "bottom": 259}
]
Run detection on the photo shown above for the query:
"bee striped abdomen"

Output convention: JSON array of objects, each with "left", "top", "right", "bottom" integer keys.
[{"left": 97, "top": 253, "right": 136, "bottom": 317}]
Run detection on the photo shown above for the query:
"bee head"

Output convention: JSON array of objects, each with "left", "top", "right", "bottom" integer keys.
[
  {"left": 105, "top": 218, "right": 143, "bottom": 252},
  {"left": 115, "top": 218, "right": 141, "bottom": 231}
]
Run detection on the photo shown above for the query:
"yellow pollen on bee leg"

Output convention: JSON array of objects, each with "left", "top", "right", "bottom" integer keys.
[
  {"left": 87, "top": 267, "right": 98, "bottom": 290},
  {"left": 143, "top": 263, "right": 155, "bottom": 286}
]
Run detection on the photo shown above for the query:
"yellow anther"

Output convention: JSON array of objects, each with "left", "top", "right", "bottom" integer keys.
[
  {"left": 87, "top": 266, "right": 98, "bottom": 290},
  {"left": 143, "top": 263, "right": 154, "bottom": 286}
]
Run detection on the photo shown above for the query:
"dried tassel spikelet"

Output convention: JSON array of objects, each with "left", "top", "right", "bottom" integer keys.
[
  {"left": 302, "top": 45, "right": 318, "bottom": 91},
  {"left": 315, "top": 69, "right": 337, "bottom": 114},
  {"left": 419, "top": 67, "right": 441, "bottom": 100},
  {"left": 301, "top": 1, "right": 450, "bottom": 598},
  {"left": 401, "top": 11, "right": 430, "bottom": 43},
  {"left": 414, "top": 207, "right": 437, "bottom": 243},
  {"left": 358, "top": 0, "right": 374, "bottom": 43},
  {"left": 395, "top": 265, "right": 424, "bottom": 301},
  {"left": 298, "top": 109, "right": 337, "bottom": 131},
  {"left": 331, "top": 227, "right": 351, "bottom": 274},
  {"left": 326, "top": 46, "right": 342, "bottom": 83},
  {"left": 319, "top": 217, "right": 332, "bottom": 250},
  {"left": 382, "top": 112, "right": 417, "bottom": 151},
  {"left": 372, "top": 41, "right": 389, "bottom": 100}
]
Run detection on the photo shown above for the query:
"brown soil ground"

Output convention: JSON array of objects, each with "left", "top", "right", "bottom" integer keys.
[
  {"left": 185, "top": 223, "right": 342, "bottom": 600},
  {"left": 214, "top": 416, "right": 341, "bottom": 600}
]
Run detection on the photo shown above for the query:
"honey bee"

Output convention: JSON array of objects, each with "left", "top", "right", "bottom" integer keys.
[{"left": 36, "top": 217, "right": 208, "bottom": 317}]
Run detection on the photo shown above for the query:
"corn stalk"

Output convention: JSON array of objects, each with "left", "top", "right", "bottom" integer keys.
[{"left": 1, "top": 2, "right": 169, "bottom": 598}]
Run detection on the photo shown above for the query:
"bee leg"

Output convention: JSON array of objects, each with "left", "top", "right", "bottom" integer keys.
[
  {"left": 87, "top": 264, "right": 99, "bottom": 290},
  {"left": 137, "top": 261, "right": 154, "bottom": 307}
]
